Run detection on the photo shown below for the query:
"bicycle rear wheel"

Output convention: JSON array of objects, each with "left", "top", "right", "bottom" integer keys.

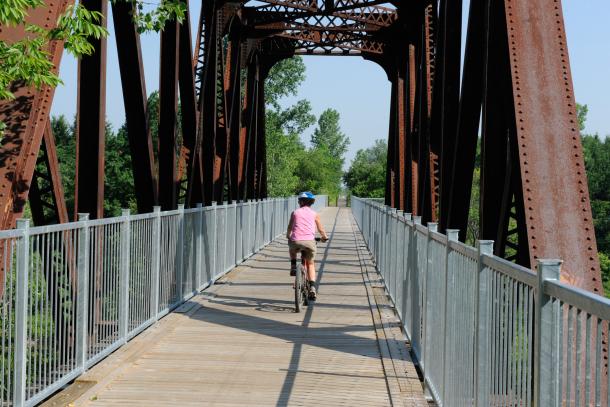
[{"left": 294, "top": 264, "right": 303, "bottom": 313}]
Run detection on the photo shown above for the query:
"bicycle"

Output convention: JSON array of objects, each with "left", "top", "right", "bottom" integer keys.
[{"left": 294, "top": 237, "right": 325, "bottom": 313}]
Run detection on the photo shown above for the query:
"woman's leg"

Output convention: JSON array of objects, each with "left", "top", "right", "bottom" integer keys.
[{"left": 306, "top": 259, "right": 316, "bottom": 282}]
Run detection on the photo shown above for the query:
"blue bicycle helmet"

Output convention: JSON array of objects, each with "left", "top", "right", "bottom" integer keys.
[{"left": 298, "top": 191, "right": 315, "bottom": 200}]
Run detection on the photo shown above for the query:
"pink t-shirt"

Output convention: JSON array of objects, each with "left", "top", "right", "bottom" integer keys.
[{"left": 290, "top": 206, "right": 317, "bottom": 241}]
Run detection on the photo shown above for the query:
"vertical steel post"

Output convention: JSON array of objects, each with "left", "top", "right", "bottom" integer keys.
[
  {"left": 151, "top": 206, "right": 161, "bottom": 319},
  {"left": 402, "top": 212, "right": 413, "bottom": 334},
  {"left": 441, "top": 229, "right": 459, "bottom": 402},
  {"left": 411, "top": 215, "right": 422, "bottom": 361},
  {"left": 195, "top": 203, "right": 203, "bottom": 290},
  {"left": 475, "top": 240, "right": 494, "bottom": 406},
  {"left": 76, "top": 214, "right": 90, "bottom": 371},
  {"left": 176, "top": 204, "right": 185, "bottom": 300},
  {"left": 13, "top": 219, "right": 30, "bottom": 407},
  {"left": 423, "top": 222, "right": 437, "bottom": 372},
  {"left": 210, "top": 202, "right": 217, "bottom": 281},
  {"left": 119, "top": 209, "right": 131, "bottom": 342},
  {"left": 534, "top": 259, "right": 562, "bottom": 407}
]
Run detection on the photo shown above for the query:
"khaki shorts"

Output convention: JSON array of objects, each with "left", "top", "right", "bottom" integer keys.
[{"left": 288, "top": 240, "right": 317, "bottom": 261}]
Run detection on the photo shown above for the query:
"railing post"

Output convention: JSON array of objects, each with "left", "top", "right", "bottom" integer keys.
[
  {"left": 13, "top": 219, "right": 30, "bottom": 407},
  {"left": 195, "top": 203, "right": 203, "bottom": 290},
  {"left": 411, "top": 215, "right": 422, "bottom": 364},
  {"left": 395, "top": 210, "right": 404, "bottom": 314},
  {"left": 475, "top": 240, "right": 494, "bottom": 406},
  {"left": 210, "top": 202, "right": 217, "bottom": 280},
  {"left": 534, "top": 259, "right": 562, "bottom": 407},
  {"left": 176, "top": 204, "right": 185, "bottom": 300},
  {"left": 119, "top": 209, "right": 131, "bottom": 342},
  {"left": 76, "top": 214, "right": 90, "bottom": 371},
  {"left": 423, "top": 222, "right": 437, "bottom": 373},
  {"left": 441, "top": 229, "right": 459, "bottom": 403},
  {"left": 246, "top": 200, "right": 253, "bottom": 257},
  {"left": 151, "top": 206, "right": 161, "bottom": 319},
  {"left": 401, "top": 213, "right": 412, "bottom": 334}
]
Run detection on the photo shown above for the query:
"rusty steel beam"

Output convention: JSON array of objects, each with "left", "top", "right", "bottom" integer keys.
[
  {"left": 75, "top": 0, "right": 108, "bottom": 220},
  {"left": 502, "top": 0, "right": 602, "bottom": 292},
  {"left": 0, "top": 0, "right": 72, "bottom": 230},
  {"left": 201, "top": 8, "right": 220, "bottom": 206},
  {"left": 435, "top": 0, "right": 462, "bottom": 232},
  {"left": 385, "top": 77, "right": 396, "bottom": 207},
  {"left": 446, "top": 0, "right": 485, "bottom": 242},
  {"left": 112, "top": 0, "right": 157, "bottom": 213},
  {"left": 227, "top": 27, "right": 244, "bottom": 203},
  {"left": 177, "top": 3, "right": 202, "bottom": 207},
  {"left": 158, "top": 19, "right": 180, "bottom": 210}
]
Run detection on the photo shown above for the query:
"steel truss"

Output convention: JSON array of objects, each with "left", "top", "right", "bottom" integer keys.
[{"left": 0, "top": 0, "right": 603, "bottom": 293}]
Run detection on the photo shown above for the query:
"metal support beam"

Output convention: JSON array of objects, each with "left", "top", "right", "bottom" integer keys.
[
  {"left": 75, "top": 0, "right": 108, "bottom": 220},
  {"left": 158, "top": 19, "right": 180, "bottom": 210},
  {"left": 178, "top": 3, "right": 202, "bottom": 207},
  {"left": 112, "top": 0, "right": 157, "bottom": 213},
  {"left": 0, "top": 0, "right": 71, "bottom": 229}
]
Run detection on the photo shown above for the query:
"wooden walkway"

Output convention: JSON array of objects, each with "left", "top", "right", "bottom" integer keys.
[{"left": 44, "top": 207, "right": 428, "bottom": 407}]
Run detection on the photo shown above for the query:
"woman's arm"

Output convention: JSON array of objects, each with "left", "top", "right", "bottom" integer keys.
[
  {"left": 286, "top": 212, "right": 295, "bottom": 240},
  {"left": 315, "top": 214, "right": 329, "bottom": 241}
]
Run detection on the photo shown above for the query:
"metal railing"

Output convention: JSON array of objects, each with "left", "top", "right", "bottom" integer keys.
[
  {"left": 351, "top": 197, "right": 610, "bottom": 407},
  {"left": 0, "top": 196, "right": 330, "bottom": 407}
]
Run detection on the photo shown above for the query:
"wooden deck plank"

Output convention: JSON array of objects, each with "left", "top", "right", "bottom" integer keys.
[{"left": 43, "top": 207, "right": 428, "bottom": 406}]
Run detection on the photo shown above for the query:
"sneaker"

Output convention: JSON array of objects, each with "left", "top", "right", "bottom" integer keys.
[
  {"left": 308, "top": 283, "right": 317, "bottom": 300},
  {"left": 290, "top": 265, "right": 297, "bottom": 277}
]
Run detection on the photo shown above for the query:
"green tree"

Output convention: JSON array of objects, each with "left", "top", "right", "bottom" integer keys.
[
  {"left": 264, "top": 57, "right": 315, "bottom": 197},
  {"left": 579, "top": 103, "right": 610, "bottom": 296},
  {"left": 311, "top": 108, "right": 349, "bottom": 165},
  {"left": 305, "top": 108, "right": 349, "bottom": 201},
  {"left": 104, "top": 124, "right": 137, "bottom": 216},
  {"left": 343, "top": 139, "right": 386, "bottom": 198}
]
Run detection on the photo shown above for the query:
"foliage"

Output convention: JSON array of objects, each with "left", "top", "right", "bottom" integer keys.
[
  {"left": 264, "top": 57, "right": 313, "bottom": 197},
  {"left": 343, "top": 139, "right": 386, "bottom": 198},
  {"left": 0, "top": 2, "right": 107, "bottom": 100},
  {"left": 265, "top": 112, "right": 306, "bottom": 197},
  {"left": 601, "top": 252, "right": 610, "bottom": 297},
  {"left": 304, "top": 109, "right": 350, "bottom": 202},
  {"left": 264, "top": 58, "right": 307, "bottom": 111},
  {"left": 52, "top": 115, "right": 137, "bottom": 218},
  {"left": 0, "top": 0, "right": 185, "bottom": 135}
]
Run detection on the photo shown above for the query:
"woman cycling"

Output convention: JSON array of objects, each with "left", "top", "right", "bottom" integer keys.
[{"left": 286, "top": 191, "right": 329, "bottom": 299}]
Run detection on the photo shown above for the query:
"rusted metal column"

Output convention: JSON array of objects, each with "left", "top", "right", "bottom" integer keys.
[
  {"left": 414, "top": 2, "right": 435, "bottom": 224},
  {"left": 177, "top": 3, "right": 201, "bottom": 207},
  {"left": 158, "top": 18, "right": 180, "bottom": 210},
  {"left": 256, "top": 75, "right": 268, "bottom": 199},
  {"left": 395, "top": 62, "right": 408, "bottom": 212},
  {"left": 200, "top": 6, "right": 219, "bottom": 206},
  {"left": 112, "top": 0, "right": 157, "bottom": 213},
  {"left": 435, "top": 0, "right": 462, "bottom": 232},
  {"left": 501, "top": 0, "right": 602, "bottom": 292},
  {"left": 385, "top": 77, "right": 397, "bottom": 207},
  {"left": 241, "top": 59, "right": 257, "bottom": 201},
  {"left": 0, "top": 0, "right": 72, "bottom": 231},
  {"left": 75, "top": 0, "right": 108, "bottom": 220},
  {"left": 245, "top": 55, "right": 261, "bottom": 200},
  {"left": 446, "top": 0, "right": 486, "bottom": 242},
  {"left": 227, "top": 27, "right": 244, "bottom": 203}
]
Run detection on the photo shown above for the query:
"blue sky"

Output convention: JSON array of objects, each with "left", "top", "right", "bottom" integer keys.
[{"left": 51, "top": 0, "right": 610, "bottom": 166}]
